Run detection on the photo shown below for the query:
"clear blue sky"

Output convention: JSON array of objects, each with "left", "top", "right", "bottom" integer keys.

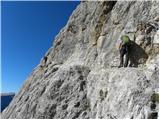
[{"left": 1, "top": 1, "right": 80, "bottom": 93}]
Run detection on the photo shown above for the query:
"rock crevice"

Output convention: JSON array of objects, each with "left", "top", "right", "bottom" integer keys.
[{"left": 2, "top": 1, "right": 159, "bottom": 119}]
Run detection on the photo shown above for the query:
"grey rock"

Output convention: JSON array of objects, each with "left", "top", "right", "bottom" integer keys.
[
  {"left": 153, "top": 30, "right": 159, "bottom": 44},
  {"left": 2, "top": 1, "right": 159, "bottom": 119},
  {"left": 135, "top": 35, "right": 145, "bottom": 45}
]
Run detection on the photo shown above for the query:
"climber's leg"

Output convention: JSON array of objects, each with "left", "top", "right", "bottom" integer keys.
[
  {"left": 124, "top": 46, "right": 129, "bottom": 67},
  {"left": 118, "top": 47, "right": 125, "bottom": 68}
]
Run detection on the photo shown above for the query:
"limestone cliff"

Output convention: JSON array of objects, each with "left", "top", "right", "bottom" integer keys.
[{"left": 1, "top": 1, "right": 159, "bottom": 119}]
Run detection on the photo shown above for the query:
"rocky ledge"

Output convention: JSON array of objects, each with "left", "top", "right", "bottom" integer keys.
[{"left": 1, "top": 1, "right": 159, "bottom": 119}]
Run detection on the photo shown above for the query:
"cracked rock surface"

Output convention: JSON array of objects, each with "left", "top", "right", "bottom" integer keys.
[{"left": 1, "top": 1, "right": 159, "bottom": 119}]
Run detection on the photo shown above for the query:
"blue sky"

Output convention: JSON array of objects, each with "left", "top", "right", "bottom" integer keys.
[{"left": 1, "top": 1, "right": 80, "bottom": 93}]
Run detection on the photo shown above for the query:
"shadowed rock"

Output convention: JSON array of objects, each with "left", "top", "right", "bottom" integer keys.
[{"left": 1, "top": 1, "right": 159, "bottom": 119}]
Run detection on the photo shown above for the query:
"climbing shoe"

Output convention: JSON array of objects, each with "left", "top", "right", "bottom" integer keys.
[{"left": 118, "top": 65, "right": 123, "bottom": 68}]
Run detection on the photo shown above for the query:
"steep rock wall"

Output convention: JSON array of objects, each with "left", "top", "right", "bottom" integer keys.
[{"left": 1, "top": 1, "right": 159, "bottom": 119}]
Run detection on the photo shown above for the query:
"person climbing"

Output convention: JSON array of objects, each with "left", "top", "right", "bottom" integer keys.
[{"left": 117, "top": 35, "right": 131, "bottom": 68}]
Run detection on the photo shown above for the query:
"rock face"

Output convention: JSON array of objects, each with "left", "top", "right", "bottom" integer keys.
[{"left": 2, "top": 1, "right": 159, "bottom": 119}]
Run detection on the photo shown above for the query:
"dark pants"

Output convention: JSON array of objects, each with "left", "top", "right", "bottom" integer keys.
[{"left": 119, "top": 44, "right": 130, "bottom": 67}]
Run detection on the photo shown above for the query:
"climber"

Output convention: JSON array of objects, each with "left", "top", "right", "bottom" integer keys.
[{"left": 117, "top": 35, "right": 131, "bottom": 68}]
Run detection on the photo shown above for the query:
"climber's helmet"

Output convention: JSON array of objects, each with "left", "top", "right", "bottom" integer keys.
[{"left": 121, "top": 35, "right": 130, "bottom": 44}]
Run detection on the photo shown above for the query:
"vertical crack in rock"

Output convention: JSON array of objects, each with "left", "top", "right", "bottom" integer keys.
[{"left": 2, "top": 1, "right": 159, "bottom": 119}]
